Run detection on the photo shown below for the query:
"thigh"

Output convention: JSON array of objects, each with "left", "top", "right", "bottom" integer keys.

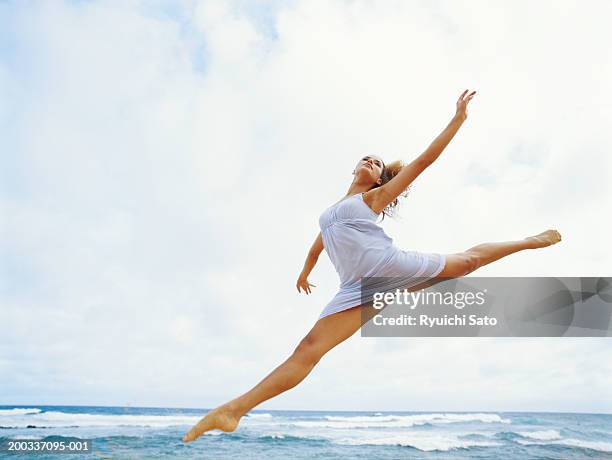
[{"left": 302, "top": 306, "right": 365, "bottom": 355}]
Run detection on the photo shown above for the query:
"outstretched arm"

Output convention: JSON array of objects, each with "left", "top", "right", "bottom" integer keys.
[
  {"left": 296, "top": 232, "right": 324, "bottom": 294},
  {"left": 369, "top": 90, "right": 476, "bottom": 214}
]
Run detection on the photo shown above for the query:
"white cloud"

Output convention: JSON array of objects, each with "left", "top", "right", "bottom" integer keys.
[{"left": 1, "top": 0, "right": 611, "bottom": 412}]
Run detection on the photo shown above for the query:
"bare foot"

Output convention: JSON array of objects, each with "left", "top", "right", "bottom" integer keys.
[
  {"left": 525, "top": 229, "right": 562, "bottom": 249},
  {"left": 182, "top": 404, "right": 241, "bottom": 443}
]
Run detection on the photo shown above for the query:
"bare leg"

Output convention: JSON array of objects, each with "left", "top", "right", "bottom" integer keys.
[
  {"left": 182, "top": 305, "right": 364, "bottom": 442},
  {"left": 438, "top": 229, "right": 562, "bottom": 277},
  {"left": 183, "top": 230, "right": 562, "bottom": 442}
]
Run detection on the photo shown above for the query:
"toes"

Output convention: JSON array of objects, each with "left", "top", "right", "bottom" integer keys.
[
  {"left": 182, "top": 424, "right": 203, "bottom": 443},
  {"left": 182, "top": 428, "right": 200, "bottom": 443}
]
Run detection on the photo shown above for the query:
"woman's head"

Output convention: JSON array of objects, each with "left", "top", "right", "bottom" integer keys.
[
  {"left": 353, "top": 155, "right": 409, "bottom": 219},
  {"left": 353, "top": 155, "right": 385, "bottom": 185}
]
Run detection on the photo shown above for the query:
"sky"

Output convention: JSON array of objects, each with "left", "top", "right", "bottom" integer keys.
[{"left": 1, "top": 0, "right": 611, "bottom": 413}]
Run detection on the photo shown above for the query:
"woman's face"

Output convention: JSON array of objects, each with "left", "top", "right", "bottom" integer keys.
[{"left": 354, "top": 155, "right": 384, "bottom": 185}]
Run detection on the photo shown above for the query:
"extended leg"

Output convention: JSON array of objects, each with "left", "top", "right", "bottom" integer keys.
[
  {"left": 438, "top": 229, "right": 562, "bottom": 277},
  {"left": 182, "top": 305, "right": 364, "bottom": 442}
]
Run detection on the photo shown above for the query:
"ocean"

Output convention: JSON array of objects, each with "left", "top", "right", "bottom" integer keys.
[{"left": 1, "top": 405, "right": 611, "bottom": 459}]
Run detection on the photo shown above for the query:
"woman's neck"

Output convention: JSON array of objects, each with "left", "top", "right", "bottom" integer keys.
[{"left": 345, "top": 181, "right": 372, "bottom": 197}]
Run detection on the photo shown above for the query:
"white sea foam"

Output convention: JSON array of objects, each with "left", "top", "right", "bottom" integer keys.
[
  {"left": 557, "top": 438, "right": 612, "bottom": 453},
  {"left": 517, "top": 429, "right": 561, "bottom": 440},
  {"left": 335, "top": 434, "right": 501, "bottom": 452},
  {"left": 0, "top": 408, "right": 42, "bottom": 416},
  {"left": 517, "top": 437, "right": 612, "bottom": 453},
  {"left": 293, "top": 413, "right": 510, "bottom": 429},
  {"left": 247, "top": 413, "right": 273, "bottom": 419},
  {"left": 0, "top": 411, "right": 200, "bottom": 428},
  {"left": 0, "top": 408, "right": 268, "bottom": 429}
]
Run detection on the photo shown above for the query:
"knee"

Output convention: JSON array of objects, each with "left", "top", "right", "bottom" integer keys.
[
  {"left": 292, "top": 334, "right": 324, "bottom": 366},
  {"left": 461, "top": 252, "right": 480, "bottom": 275}
]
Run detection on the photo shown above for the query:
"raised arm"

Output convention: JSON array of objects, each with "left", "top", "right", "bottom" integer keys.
[
  {"left": 369, "top": 90, "right": 476, "bottom": 214},
  {"left": 296, "top": 232, "right": 324, "bottom": 294}
]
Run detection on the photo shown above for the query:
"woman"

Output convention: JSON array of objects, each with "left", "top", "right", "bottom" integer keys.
[{"left": 182, "top": 89, "right": 561, "bottom": 442}]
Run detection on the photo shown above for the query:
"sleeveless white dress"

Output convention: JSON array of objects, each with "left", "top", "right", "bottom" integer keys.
[{"left": 318, "top": 193, "right": 446, "bottom": 319}]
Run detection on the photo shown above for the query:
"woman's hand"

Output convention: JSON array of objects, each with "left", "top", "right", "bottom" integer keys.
[
  {"left": 455, "top": 89, "right": 477, "bottom": 121},
  {"left": 296, "top": 275, "right": 316, "bottom": 295}
]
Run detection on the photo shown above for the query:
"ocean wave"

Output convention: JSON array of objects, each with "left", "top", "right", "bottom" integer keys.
[
  {"left": 247, "top": 413, "right": 273, "bottom": 419},
  {"left": 0, "top": 408, "right": 42, "bottom": 416},
  {"left": 516, "top": 429, "right": 561, "bottom": 441},
  {"left": 256, "top": 433, "right": 292, "bottom": 441},
  {"left": 8, "top": 435, "right": 44, "bottom": 440},
  {"left": 0, "top": 411, "right": 201, "bottom": 428},
  {"left": 334, "top": 434, "right": 501, "bottom": 452},
  {"left": 517, "top": 437, "right": 612, "bottom": 453},
  {"left": 0, "top": 408, "right": 270, "bottom": 429},
  {"left": 292, "top": 413, "right": 510, "bottom": 429}
]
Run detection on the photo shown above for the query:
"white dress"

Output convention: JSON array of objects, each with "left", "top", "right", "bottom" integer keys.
[{"left": 318, "top": 193, "right": 446, "bottom": 319}]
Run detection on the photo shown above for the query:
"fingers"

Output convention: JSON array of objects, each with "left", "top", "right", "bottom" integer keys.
[
  {"left": 458, "top": 89, "right": 477, "bottom": 102},
  {"left": 296, "top": 280, "right": 317, "bottom": 295}
]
